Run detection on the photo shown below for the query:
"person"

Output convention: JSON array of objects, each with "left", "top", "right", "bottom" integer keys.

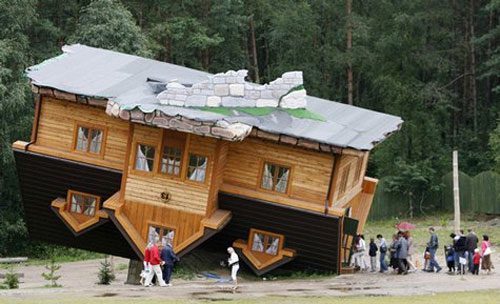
[
  {"left": 368, "top": 238, "right": 378, "bottom": 272},
  {"left": 160, "top": 241, "right": 179, "bottom": 286},
  {"left": 453, "top": 232, "right": 467, "bottom": 275},
  {"left": 144, "top": 241, "right": 167, "bottom": 287},
  {"left": 377, "top": 234, "right": 388, "bottom": 273},
  {"left": 465, "top": 229, "right": 479, "bottom": 273},
  {"left": 404, "top": 231, "right": 417, "bottom": 272},
  {"left": 423, "top": 246, "right": 431, "bottom": 271},
  {"left": 426, "top": 227, "right": 442, "bottom": 272},
  {"left": 227, "top": 247, "right": 239, "bottom": 289},
  {"left": 350, "top": 234, "right": 368, "bottom": 271},
  {"left": 481, "top": 235, "right": 493, "bottom": 274},
  {"left": 141, "top": 242, "right": 153, "bottom": 286},
  {"left": 396, "top": 231, "right": 408, "bottom": 275},
  {"left": 472, "top": 248, "right": 481, "bottom": 275},
  {"left": 389, "top": 234, "right": 399, "bottom": 272},
  {"left": 445, "top": 244, "right": 455, "bottom": 273}
]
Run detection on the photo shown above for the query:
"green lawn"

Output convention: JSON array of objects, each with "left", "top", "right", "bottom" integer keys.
[{"left": 2, "top": 290, "right": 499, "bottom": 304}]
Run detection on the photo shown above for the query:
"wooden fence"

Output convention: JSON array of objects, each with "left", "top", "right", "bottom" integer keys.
[{"left": 368, "top": 170, "right": 500, "bottom": 221}]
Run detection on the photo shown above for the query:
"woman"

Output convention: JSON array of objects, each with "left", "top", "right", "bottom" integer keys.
[
  {"left": 227, "top": 247, "right": 239, "bottom": 289},
  {"left": 405, "top": 231, "right": 417, "bottom": 272},
  {"left": 481, "top": 235, "right": 493, "bottom": 274}
]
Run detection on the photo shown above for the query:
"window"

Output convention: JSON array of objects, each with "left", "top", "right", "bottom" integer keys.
[
  {"left": 75, "top": 125, "right": 104, "bottom": 154},
  {"left": 160, "top": 146, "right": 182, "bottom": 176},
  {"left": 250, "top": 229, "right": 282, "bottom": 256},
  {"left": 135, "top": 144, "right": 156, "bottom": 172},
  {"left": 353, "top": 157, "right": 363, "bottom": 185},
  {"left": 261, "top": 162, "right": 290, "bottom": 193},
  {"left": 68, "top": 191, "right": 99, "bottom": 217},
  {"left": 187, "top": 154, "right": 207, "bottom": 182},
  {"left": 147, "top": 224, "right": 175, "bottom": 246}
]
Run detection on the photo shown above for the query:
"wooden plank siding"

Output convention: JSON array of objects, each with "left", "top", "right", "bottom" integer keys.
[
  {"left": 331, "top": 152, "right": 369, "bottom": 206},
  {"left": 30, "top": 97, "right": 129, "bottom": 170},
  {"left": 222, "top": 138, "right": 334, "bottom": 212}
]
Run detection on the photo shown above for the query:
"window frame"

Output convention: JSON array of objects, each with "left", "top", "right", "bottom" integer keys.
[
  {"left": 185, "top": 153, "right": 209, "bottom": 184},
  {"left": 337, "top": 163, "right": 351, "bottom": 197},
  {"left": 158, "top": 130, "right": 186, "bottom": 178},
  {"left": 248, "top": 228, "right": 284, "bottom": 257},
  {"left": 258, "top": 161, "right": 292, "bottom": 194},
  {"left": 66, "top": 190, "right": 101, "bottom": 219},
  {"left": 72, "top": 122, "right": 107, "bottom": 158},
  {"left": 132, "top": 141, "right": 158, "bottom": 175},
  {"left": 146, "top": 221, "right": 177, "bottom": 247}
]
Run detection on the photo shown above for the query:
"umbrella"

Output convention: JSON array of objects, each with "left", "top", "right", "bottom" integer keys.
[{"left": 395, "top": 222, "right": 416, "bottom": 231}]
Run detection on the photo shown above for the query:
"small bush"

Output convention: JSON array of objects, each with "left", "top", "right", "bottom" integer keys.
[
  {"left": 98, "top": 256, "right": 115, "bottom": 285},
  {"left": 3, "top": 266, "right": 19, "bottom": 289},
  {"left": 42, "top": 258, "right": 61, "bottom": 287}
]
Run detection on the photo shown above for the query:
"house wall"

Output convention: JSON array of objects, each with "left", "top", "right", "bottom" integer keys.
[
  {"left": 31, "top": 97, "right": 129, "bottom": 170},
  {"left": 221, "top": 138, "right": 335, "bottom": 213},
  {"left": 122, "top": 124, "right": 220, "bottom": 249}
]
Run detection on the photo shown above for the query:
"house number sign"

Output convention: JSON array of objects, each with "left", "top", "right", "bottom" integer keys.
[{"left": 160, "top": 190, "right": 172, "bottom": 203}]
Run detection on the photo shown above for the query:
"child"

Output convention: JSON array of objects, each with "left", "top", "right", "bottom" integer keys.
[
  {"left": 445, "top": 244, "right": 455, "bottom": 273},
  {"left": 423, "top": 246, "right": 431, "bottom": 271},
  {"left": 473, "top": 248, "right": 481, "bottom": 275},
  {"left": 369, "top": 238, "right": 378, "bottom": 272}
]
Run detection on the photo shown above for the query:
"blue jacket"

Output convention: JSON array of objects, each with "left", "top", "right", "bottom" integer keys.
[{"left": 160, "top": 245, "right": 179, "bottom": 266}]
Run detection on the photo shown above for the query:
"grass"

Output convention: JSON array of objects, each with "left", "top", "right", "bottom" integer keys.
[
  {"left": 364, "top": 212, "right": 500, "bottom": 257},
  {"left": 196, "top": 107, "right": 325, "bottom": 121},
  {"left": 1, "top": 290, "right": 499, "bottom": 304}
]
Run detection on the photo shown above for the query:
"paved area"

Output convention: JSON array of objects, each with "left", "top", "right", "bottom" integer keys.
[{"left": 0, "top": 255, "right": 498, "bottom": 301}]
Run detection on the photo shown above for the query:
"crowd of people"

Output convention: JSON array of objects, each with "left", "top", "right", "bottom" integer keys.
[{"left": 350, "top": 227, "right": 495, "bottom": 275}]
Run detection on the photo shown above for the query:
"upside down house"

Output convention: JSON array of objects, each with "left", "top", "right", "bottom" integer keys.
[{"left": 12, "top": 45, "right": 402, "bottom": 276}]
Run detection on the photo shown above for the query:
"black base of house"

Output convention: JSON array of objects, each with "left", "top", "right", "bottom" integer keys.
[
  {"left": 214, "top": 192, "right": 341, "bottom": 273},
  {"left": 14, "top": 150, "right": 137, "bottom": 259}
]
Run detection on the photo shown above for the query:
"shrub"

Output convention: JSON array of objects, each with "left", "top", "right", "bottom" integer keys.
[
  {"left": 42, "top": 258, "right": 61, "bottom": 287},
  {"left": 98, "top": 256, "right": 115, "bottom": 285},
  {"left": 3, "top": 266, "right": 19, "bottom": 289}
]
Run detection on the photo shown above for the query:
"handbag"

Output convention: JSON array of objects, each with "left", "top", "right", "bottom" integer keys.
[{"left": 483, "top": 246, "right": 492, "bottom": 256}]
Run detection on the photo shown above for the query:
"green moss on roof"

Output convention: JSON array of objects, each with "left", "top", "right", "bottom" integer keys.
[{"left": 196, "top": 106, "right": 325, "bottom": 121}]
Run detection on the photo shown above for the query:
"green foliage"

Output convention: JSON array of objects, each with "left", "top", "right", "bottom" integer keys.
[
  {"left": 41, "top": 258, "right": 62, "bottom": 287},
  {"left": 490, "top": 119, "right": 500, "bottom": 173},
  {"left": 2, "top": 266, "right": 19, "bottom": 289},
  {"left": 69, "top": 0, "right": 150, "bottom": 56},
  {"left": 97, "top": 256, "right": 115, "bottom": 285}
]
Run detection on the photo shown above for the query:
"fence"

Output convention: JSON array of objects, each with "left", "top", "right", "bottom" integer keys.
[{"left": 368, "top": 170, "right": 500, "bottom": 221}]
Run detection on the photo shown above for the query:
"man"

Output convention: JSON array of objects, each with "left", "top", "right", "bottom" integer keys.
[
  {"left": 426, "top": 227, "right": 442, "bottom": 272},
  {"left": 396, "top": 231, "right": 408, "bottom": 274},
  {"left": 465, "top": 228, "right": 479, "bottom": 273},
  {"left": 453, "top": 231, "right": 468, "bottom": 275},
  {"left": 144, "top": 241, "right": 167, "bottom": 287},
  {"left": 377, "top": 234, "right": 388, "bottom": 273},
  {"left": 160, "top": 241, "right": 179, "bottom": 286}
]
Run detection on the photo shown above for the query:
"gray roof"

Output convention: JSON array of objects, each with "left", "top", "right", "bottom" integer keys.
[{"left": 26, "top": 44, "right": 403, "bottom": 151}]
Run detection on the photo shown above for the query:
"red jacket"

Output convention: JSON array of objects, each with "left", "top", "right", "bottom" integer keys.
[
  {"left": 473, "top": 253, "right": 481, "bottom": 265},
  {"left": 149, "top": 245, "right": 161, "bottom": 266},
  {"left": 144, "top": 247, "right": 151, "bottom": 263}
]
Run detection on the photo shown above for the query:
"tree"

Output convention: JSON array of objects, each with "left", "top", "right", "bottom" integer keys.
[
  {"left": 42, "top": 258, "right": 62, "bottom": 287},
  {"left": 69, "top": 0, "right": 150, "bottom": 56},
  {"left": 97, "top": 256, "right": 116, "bottom": 285},
  {"left": 490, "top": 118, "right": 500, "bottom": 172}
]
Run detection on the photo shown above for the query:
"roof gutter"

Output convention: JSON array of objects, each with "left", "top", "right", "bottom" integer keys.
[{"left": 25, "top": 94, "right": 42, "bottom": 151}]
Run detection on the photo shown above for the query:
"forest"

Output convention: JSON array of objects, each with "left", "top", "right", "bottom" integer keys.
[{"left": 0, "top": 0, "right": 499, "bottom": 256}]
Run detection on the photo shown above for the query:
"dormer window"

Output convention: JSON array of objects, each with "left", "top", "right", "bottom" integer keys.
[{"left": 67, "top": 190, "right": 100, "bottom": 217}]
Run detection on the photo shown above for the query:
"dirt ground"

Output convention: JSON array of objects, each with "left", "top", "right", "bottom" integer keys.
[{"left": 0, "top": 253, "right": 498, "bottom": 302}]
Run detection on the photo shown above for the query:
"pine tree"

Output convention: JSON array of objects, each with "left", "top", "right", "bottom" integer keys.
[
  {"left": 97, "top": 256, "right": 115, "bottom": 285},
  {"left": 69, "top": 0, "right": 150, "bottom": 56},
  {"left": 42, "top": 258, "right": 62, "bottom": 287}
]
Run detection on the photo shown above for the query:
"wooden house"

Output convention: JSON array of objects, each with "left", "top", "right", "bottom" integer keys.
[{"left": 12, "top": 45, "right": 402, "bottom": 275}]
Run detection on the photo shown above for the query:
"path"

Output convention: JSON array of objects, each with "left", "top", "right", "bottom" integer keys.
[{"left": 1, "top": 255, "right": 499, "bottom": 302}]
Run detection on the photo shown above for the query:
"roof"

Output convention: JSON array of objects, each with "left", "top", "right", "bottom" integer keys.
[{"left": 26, "top": 44, "right": 403, "bottom": 151}]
